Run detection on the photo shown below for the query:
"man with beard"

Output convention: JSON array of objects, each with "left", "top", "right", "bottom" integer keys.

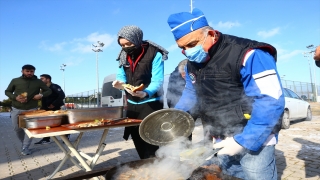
[
  {"left": 5, "top": 64, "right": 52, "bottom": 155},
  {"left": 112, "top": 25, "right": 168, "bottom": 159},
  {"left": 167, "top": 9, "right": 285, "bottom": 179},
  {"left": 34, "top": 74, "right": 67, "bottom": 145}
]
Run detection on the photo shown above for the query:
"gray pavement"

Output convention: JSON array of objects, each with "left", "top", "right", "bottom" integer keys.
[{"left": 0, "top": 112, "right": 319, "bottom": 180}]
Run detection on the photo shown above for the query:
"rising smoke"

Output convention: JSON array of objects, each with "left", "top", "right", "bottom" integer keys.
[{"left": 111, "top": 137, "right": 219, "bottom": 179}]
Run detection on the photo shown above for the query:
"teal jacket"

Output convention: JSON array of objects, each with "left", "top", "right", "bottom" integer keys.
[{"left": 5, "top": 75, "right": 52, "bottom": 110}]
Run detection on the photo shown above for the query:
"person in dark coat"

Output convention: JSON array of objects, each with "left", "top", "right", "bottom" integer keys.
[
  {"left": 166, "top": 59, "right": 199, "bottom": 141},
  {"left": 167, "top": 59, "right": 188, "bottom": 108},
  {"left": 34, "top": 74, "right": 67, "bottom": 144},
  {"left": 167, "top": 8, "right": 285, "bottom": 179}
]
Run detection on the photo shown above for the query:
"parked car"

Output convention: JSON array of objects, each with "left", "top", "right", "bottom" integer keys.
[
  {"left": 281, "top": 88, "right": 312, "bottom": 129},
  {"left": 300, "top": 95, "right": 308, "bottom": 101},
  {"left": 300, "top": 94, "right": 313, "bottom": 101}
]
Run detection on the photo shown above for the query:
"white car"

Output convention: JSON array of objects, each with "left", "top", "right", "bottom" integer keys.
[{"left": 282, "top": 88, "right": 312, "bottom": 129}]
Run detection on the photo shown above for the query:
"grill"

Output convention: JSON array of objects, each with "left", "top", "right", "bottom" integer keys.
[{"left": 105, "top": 158, "right": 239, "bottom": 180}]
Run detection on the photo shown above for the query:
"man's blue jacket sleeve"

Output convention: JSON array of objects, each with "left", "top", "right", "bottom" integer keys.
[{"left": 234, "top": 49, "right": 285, "bottom": 151}]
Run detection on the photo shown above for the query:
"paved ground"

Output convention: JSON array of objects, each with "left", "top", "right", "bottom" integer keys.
[{"left": 0, "top": 112, "right": 319, "bottom": 180}]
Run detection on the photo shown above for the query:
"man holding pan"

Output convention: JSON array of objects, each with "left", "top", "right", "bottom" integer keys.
[{"left": 167, "top": 8, "right": 285, "bottom": 180}]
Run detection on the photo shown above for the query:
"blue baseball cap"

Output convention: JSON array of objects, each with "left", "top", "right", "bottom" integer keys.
[{"left": 167, "top": 8, "right": 209, "bottom": 40}]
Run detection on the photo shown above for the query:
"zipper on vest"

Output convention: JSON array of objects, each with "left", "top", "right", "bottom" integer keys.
[{"left": 199, "top": 68, "right": 205, "bottom": 80}]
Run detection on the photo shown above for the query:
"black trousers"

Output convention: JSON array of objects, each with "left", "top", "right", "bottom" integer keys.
[{"left": 123, "top": 100, "right": 163, "bottom": 159}]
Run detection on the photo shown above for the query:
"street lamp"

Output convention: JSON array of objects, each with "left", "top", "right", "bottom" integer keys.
[
  {"left": 304, "top": 44, "right": 317, "bottom": 101},
  {"left": 306, "top": 45, "right": 314, "bottom": 49},
  {"left": 60, "top": 64, "right": 66, "bottom": 109},
  {"left": 303, "top": 52, "right": 313, "bottom": 85},
  {"left": 92, "top": 41, "right": 104, "bottom": 107},
  {"left": 280, "top": 75, "right": 287, "bottom": 88},
  {"left": 60, "top": 64, "right": 66, "bottom": 93}
]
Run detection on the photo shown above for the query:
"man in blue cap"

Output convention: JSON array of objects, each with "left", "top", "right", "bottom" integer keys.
[{"left": 167, "top": 8, "right": 285, "bottom": 179}]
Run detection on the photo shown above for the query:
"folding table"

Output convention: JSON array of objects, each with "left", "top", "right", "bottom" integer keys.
[{"left": 24, "top": 120, "right": 141, "bottom": 180}]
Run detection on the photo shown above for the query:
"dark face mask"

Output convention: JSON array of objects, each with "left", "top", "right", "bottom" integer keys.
[{"left": 122, "top": 46, "right": 137, "bottom": 54}]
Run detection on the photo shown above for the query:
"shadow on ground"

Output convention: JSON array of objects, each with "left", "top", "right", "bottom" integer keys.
[
  {"left": 275, "top": 149, "right": 286, "bottom": 180},
  {"left": 293, "top": 138, "right": 320, "bottom": 178}
]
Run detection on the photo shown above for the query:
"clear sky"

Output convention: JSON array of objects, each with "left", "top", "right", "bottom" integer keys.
[{"left": 1, "top": 0, "right": 319, "bottom": 101}]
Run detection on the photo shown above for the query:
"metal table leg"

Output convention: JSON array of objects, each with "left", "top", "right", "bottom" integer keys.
[
  {"left": 60, "top": 134, "right": 102, "bottom": 180},
  {"left": 90, "top": 129, "right": 109, "bottom": 168},
  {"left": 46, "top": 129, "right": 110, "bottom": 180},
  {"left": 47, "top": 134, "right": 84, "bottom": 180},
  {"left": 60, "top": 135, "right": 92, "bottom": 171}
]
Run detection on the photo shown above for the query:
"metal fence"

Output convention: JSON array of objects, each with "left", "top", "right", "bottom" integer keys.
[
  {"left": 281, "top": 79, "right": 319, "bottom": 102},
  {"left": 65, "top": 80, "right": 320, "bottom": 109},
  {"left": 65, "top": 88, "right": 101, "bottom": 109}
]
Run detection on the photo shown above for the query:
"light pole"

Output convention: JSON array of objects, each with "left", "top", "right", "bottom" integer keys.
[
  {"left": 60, "top": 64, "right": 66, "bottom": 108},
  {"left": 280, "top": 75, "right": 286, "bottom": 88},
  {"left": 92, "top": 41, "right": 104, "bottom": 107},
  {"left": 304, "top": 44, "right": 317, "bottom": 101},
  {"left": 190, "top": 0, "right": 193, "bottom": 12},
  {"left": 303, "top": 52, "right": 313, "bottom": 85},
  {"left": 60, "top": 64, "right": 66, "bottom": 93}
]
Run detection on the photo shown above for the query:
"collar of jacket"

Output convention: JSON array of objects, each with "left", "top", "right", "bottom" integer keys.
[
  {"left": 21, "top": 75, "right": 38, "bottom": 80},
  {"left": 208, "top": 32, "right": 223, "bottom": 59}
]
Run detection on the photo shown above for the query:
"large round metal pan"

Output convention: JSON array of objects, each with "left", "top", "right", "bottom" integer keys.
[
  {"left": 139, "top": 108, "right": 195, "bottom": 146},
  {"left": 105, "top": 158, "right": 156, "bottom": 180},
  {"left": 105, "top": 157, "right": 240, "bottom": 180}
]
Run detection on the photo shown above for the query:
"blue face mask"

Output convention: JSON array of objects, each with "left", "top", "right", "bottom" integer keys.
[{"left": 184, "top": 33, "right": 209, "bottom": 63}]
